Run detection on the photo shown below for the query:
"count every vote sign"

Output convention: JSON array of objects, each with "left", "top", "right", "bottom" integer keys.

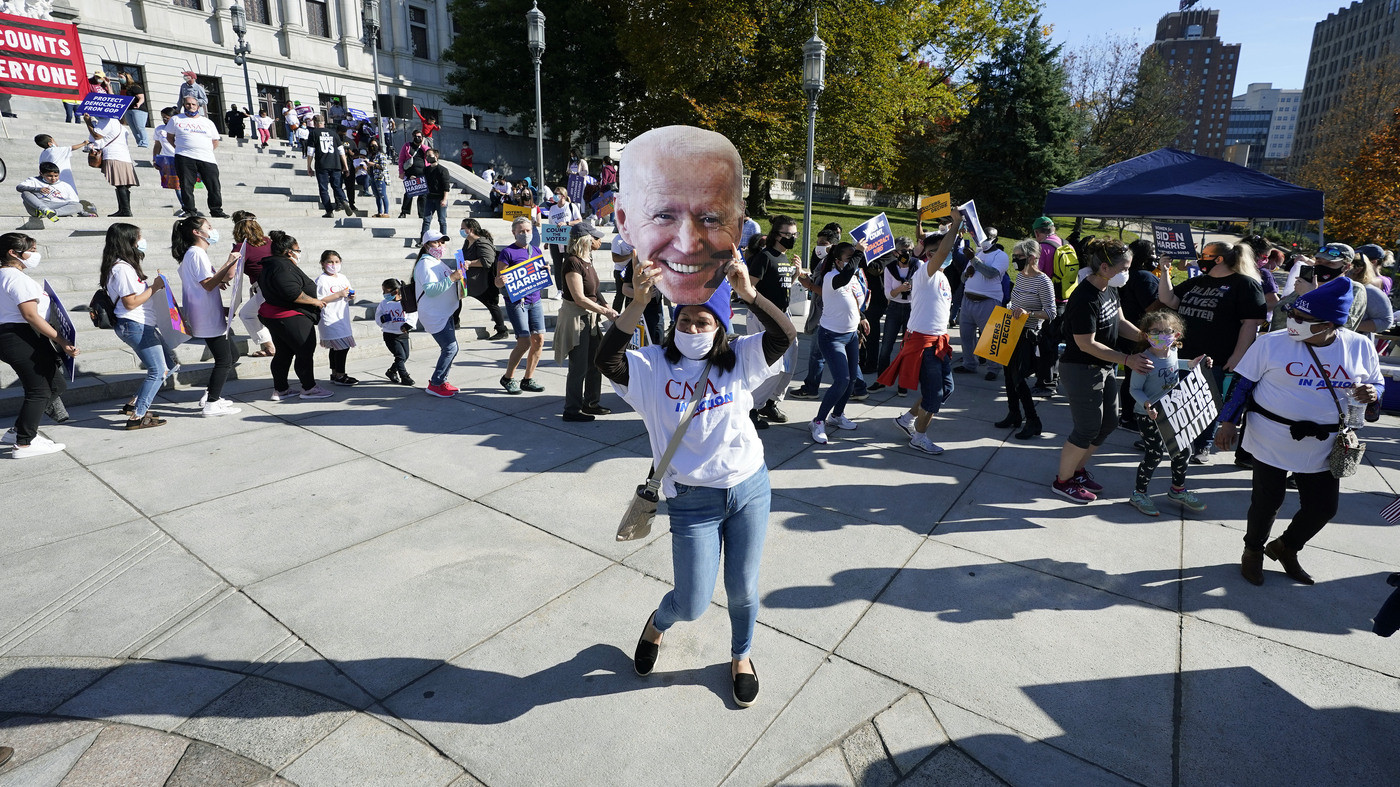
[{"left": 500, "top": 253, "right": 553, "bottom": 302}]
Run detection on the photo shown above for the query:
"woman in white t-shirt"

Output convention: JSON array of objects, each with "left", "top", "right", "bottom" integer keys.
[
  {"left": 413, "top": 229, "right": 464, "bottom": 397},
  {"left": 314, "top": 249, "right": 357, "bottom": 386},
  {"left": 598, "top": 254, "right": 795, "bottom": 710},
  {"left": 0, "top": 232, "right": 79, "bottom": 457},
  {"left": 174, "top": 215, "right": 240, "bottom": 416},
  {"left": 1215, "top": 276, "right": 1384, "bottom": 586},
  {"left": 101, "top": 222, "right": 176, "bottom": 429},
  {"left": 85, "top": 114, "right": 139, "bottom": 217},
  {"left": 809, "top": 242, "right": 869, "bottom": 445}
]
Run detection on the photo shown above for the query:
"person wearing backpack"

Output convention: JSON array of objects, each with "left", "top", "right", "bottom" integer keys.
[
  {"left": 102, "top": 223, "right": 178, "bottom": 429},
  {"left": 397, "top": 129, "right": 429, "bottom": 219},
  {"left": 1031, "top": 216, "right": 1066, "bottom": 396},
  {"left": 0, "top": 232, "right": 78, "bottom": 456}
]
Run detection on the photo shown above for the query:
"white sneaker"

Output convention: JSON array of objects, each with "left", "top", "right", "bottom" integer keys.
[
  {"left": 299, "top": 385, "right": 334, "bottom": 400},
  {"left": 909, "top": 434, "right": 944, "bottom": 455},
  {"left": 271, "top": 388, "right": 296, "bottom": 401},
  {"left": 826, "top": 415, "right": 857, "bottom": 431},
  {"left": 13, "top": 435, "right": 65, "bottom": 458},
  {"left": 894, "top": 413, "right": 916, "bottom": 437},
  {"left": 202, "top": 399, "right": 242, "bottom": 417},
  {"left": 1, "top": 428, "right": 16, "bottom": 446},
  {"left": 809, "top": 419, "right": 829, "bottom": 444},
  {"left": 164, "top": 363, "right": 182, "bottom": 381}
]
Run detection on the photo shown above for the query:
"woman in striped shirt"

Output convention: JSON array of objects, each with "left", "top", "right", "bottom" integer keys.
[{"left": 998, "top": 239, "right": 1057, "bottom": 439}]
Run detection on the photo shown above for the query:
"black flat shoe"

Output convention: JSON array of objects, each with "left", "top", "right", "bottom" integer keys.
[
  {"left": 581, "top": 405, "right": 612, "bottom": 416},
  {"left": 563, "top": 411, "right": 595, "bottom": 422},
  {"left": 634, "top": 613, "right": 661, "bottom": 676},
  {"left": 732, "top": 660, "right": 759, "bottom": 708}
]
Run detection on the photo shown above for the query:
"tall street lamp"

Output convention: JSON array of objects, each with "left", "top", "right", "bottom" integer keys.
[
  {"left": 230, "top": 1, "right": 255, "bottom": 125},
  {"left": 526, "top": 1, "right": 545, "bottom": 194},
  {"left": 801, "top": 16, "right": 826, "bottom": 268},
  {"left": 362, "top": 0, "right": 388, "bottom": 154}
]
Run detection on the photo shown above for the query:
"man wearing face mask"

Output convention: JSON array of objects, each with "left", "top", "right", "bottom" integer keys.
[
  {"left": 167, "top": 95, "right": 226, "bottom": 218},
  {"left": 955, "top": 228, "right": 1009, "bottom": 381},
  {"left": 397, "top": 130, "right": 429, "bottom": 219},
  {"left": 1215, "top": 276, "right": 1383, "bottom": 586},
  {"left": 1156, "top": 241, "right": 1267, "bottom": 463},
  {"left": 746, "top": 216, "right": 802, "bottom": 427},
  {"left": 1294, "top": 244, "right": 1371, "bottom": 333}
]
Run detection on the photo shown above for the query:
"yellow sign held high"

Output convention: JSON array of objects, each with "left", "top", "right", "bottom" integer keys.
[
  {"left": 502, "top": 203, "right": 532, "bottom": 222},
  {"left": 919, "top": 193, "right": 952, "bottom": 221}
]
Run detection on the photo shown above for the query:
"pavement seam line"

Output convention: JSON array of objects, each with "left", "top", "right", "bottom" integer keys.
[
  {"left": 124, "top": 584, "right": 234, "bottom": 659},
  {"left": 1172, "top": 509, "right": 1186, "bottom": 787}
]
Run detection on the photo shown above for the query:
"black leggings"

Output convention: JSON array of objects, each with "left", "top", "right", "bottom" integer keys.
[
  {"left": 329, "top": 347, "right": 348, "bottom": 375},
  {"left": 0, "top": 323, "right": 65, "bottom": 445},
  {"left": 260, "top": 314, "right": 318, "bottom": 391},
  {"left": 1002, "top": 326, "right": 1039, "bottom": 422},
  {"left": 203, "top": 334, "right": 233, "bottom": 402},
  {"left": 1135, "top": 413, "right": 1188, "bottom": 493},
  {"left": 1245, "top": 459, "right": 1339, "bottom": 552}
]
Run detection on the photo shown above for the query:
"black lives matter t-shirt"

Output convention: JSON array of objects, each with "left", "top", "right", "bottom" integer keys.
[
  {"left": 306, "top": 128, "right": 343, "bottom": 172},
  {"left": 747, "top": 246, "right": 795, "bottom": 312},
  {"left": 1059, "top": 280, "right": 1121, "bottom": 367},
  {"left": 1172, "top": 273, "right": 1266, "bottom": 365}
]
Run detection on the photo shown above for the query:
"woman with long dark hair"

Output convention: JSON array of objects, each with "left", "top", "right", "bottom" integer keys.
[
  {"left": 461, "top": 217, "right": 509, "bottom": 339},
  {"left": 257, "top": 230, "right": 333, "bottom": 401},
  {"left": 101, "top": 222, "right": 176, "bottom": 429},
  {"left": 173, "top": 215, "right": 240, "bottom": 415},
  {"left": 0, "top": 233, "right": 78, "bottom": 456}
]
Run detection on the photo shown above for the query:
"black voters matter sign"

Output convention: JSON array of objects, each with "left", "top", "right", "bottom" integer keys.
[
  {"left": 1149, "top": 364, "right": 1221, "bottom": 455},
  {"left": 0, "top": 12, "right": 87, "bottom": 101},
  {"left": 1152, "top": 222, "right": 1197, "bottom": 259}
]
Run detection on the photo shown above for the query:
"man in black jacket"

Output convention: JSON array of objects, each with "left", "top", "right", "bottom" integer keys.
[
  {"left": 305, "top": 117, "right": 351, "bottom": 218},
  {"left": 421, "top": 150, "right": 450, "bottom": 238}
]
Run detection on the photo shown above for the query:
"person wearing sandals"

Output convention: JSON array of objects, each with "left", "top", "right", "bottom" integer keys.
[
  {"left": 0, "top": 232, "right": 79, "bottom": 457},
  {"left": 102, "top": 223, "right": 178, "bottom": 429},
  {"left": 1215, "top": 277, "right": 1383, "bottom": 586},
  {"left": 495, "top": 216, "right": 547, "bottom": 394},
  {"left": 257, "top": 231, "right": 333, "bottom": 401},
  {"left": 173, "top": 215, "right": 242, "bottom": 416},
  {"left": 1126, "top": 310, "right": 1207, "bottom": 516},
  {"left": 598, "top": 256, "right": 795, "bottom": 709},
  {"left": 314, "top": 250, "right": 358, "bottom": 386},
  {"left": 231, "top": 211, "right": 276, "bottom": 357}
]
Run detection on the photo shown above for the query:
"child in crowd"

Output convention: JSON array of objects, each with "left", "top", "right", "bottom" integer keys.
[
  {"left": 353, "top": 150, "right": 370, "bottom": 199},
  {"left": 1128, "top": 310, "right": 1208, "bottom": 516},
  {"left": 375, "top": 278, "right": 415, "bottom": 385},
  {"left": 16, "top": 162, "right": 84, "bottom": 220},
  {"left": 314, "top": 250, "right": 357, "bottom": 386},
  {"left": 35, "top": 133, "right": 86, "bottom": 198}
]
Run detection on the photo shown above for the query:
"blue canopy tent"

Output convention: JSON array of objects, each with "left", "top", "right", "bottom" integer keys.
[{"left": 1042, "top": 147, "right": 1324, "bottom": 223}]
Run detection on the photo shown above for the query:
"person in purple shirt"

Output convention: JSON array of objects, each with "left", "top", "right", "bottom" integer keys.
[
  {"left": 495, "top": 216, "right": 548, "bottom": 394},
  {"left": 1032, "top": 216, "right": 1063, "bottom": 394}
]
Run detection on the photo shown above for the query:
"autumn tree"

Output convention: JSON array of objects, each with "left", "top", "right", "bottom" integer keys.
[
  {"left": 1325, "top": 106, "right": 1400, "bottom": 246},
  {"left": 944, "top": 16, "right": 1079, "bottom": 235},
  {"left": 1295, "top": 54, "right": 1400, "bottom": 207},
  {"left": 1061, "top": 35, "right": 1189, "bottom": 172}
]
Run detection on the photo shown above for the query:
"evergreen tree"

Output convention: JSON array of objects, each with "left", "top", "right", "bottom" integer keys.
[{"left": 946, "top": 17, "right": 1079, "bottom": 235}]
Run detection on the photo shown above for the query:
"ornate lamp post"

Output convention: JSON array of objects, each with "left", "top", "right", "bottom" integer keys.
[
  {"left": 526, "top": 1, "right": 545, "bottom": 192},
  {"left": 362, "top": 0, "right": 388, "bottom": 154},
  {"left": 229, "top": 1, "right": 255, "bottom": 123},
  {"left": 801, "top": 16, "right": 826, "bottom": 263}
]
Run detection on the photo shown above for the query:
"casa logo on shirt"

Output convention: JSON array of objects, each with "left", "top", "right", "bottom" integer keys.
[
  {"left": 1285, "top": 360, "right": 1355, "bottom": 389},
  {"left": 664, "top": 377, "right": 734, "bottom": 413}
]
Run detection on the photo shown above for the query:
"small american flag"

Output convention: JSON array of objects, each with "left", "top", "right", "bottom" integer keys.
[{"left": 1383, "top": 497, "right": 1400, "bottom": 524}]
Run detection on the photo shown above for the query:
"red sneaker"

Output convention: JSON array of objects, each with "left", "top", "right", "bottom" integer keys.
[
  {"left": 1052, "top": 478, "right": 1096, "bottom": 504},
  {"left": 1072, "top": 468, "right": 1104, "bottom": 492},
  {"left": 425, "top": 382, "right": 456, "bottom": 398}
]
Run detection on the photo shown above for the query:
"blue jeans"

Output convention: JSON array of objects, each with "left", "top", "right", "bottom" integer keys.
[
  {"left": 505, "top": 298, "right": 544, "bottom": 338},
  {"left": 316, "top": 169, "right": 348, "bottom": 212},
  {"left": 372, "top": 179, "right": 390, "bottom": 215},
  {"left": 655, "top": 464, "right": 770, "bottom": 660},
  {"left": 429, "top": 323, "right": 458, "bottom": 386},
  {"left": 816, "top": 327, "right": 860, "bottom": 422},
  {"left": 800, "top": 332, "right": 866, "bottom": 396},
  {"left": 919, "top": 346, "right": 954, "bottom": 414},
  {"left": 127, "top": 108, "right": 149, "bottom": 147},
  {"left": 420, "top": 194, "right": 448, "bottom": 237},
  {"left": 114, "top": 318, "right": 175, "bottom": 417}
]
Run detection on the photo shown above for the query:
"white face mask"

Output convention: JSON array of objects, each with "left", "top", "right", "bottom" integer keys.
[
  {"left": 514, "top": 232, "right": 529, "bottom": 246},
  {"left": 815, "top": 244, "right": 829, "bottom": 259},
  {"left": 324, "top": 262, "right": 341, "bottom": 275},
  {"left": 19, "top": 250, "right": 39, "bottom": 269},
  {"left": 1108, "top": 270, "right": 1129, "bottom": 288},
  {"left": 204, "top": 229, "right": 221, "bottom": 245},
  {"left": 1286, "top": 317, "right": 1325, "bottom": 342},
  {"left": 673, "top": 328, "right": 716, "bottom": 360},
  {"left": 135, "top": 239, "right": 147, "bottom": 254}
]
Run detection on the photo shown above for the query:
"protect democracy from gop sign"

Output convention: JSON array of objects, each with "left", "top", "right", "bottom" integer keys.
[
  {"left": 499, "top": 252, "right": 553, "bottom": 302},
  {"left": 0, "top": 12, "right": 87, "bottom": 101},
  {"left": 76, "top": 92, "right": 134, "bottom": 120},
  {"left": 1148, "top": 363, "right": 1221, "bottom": 455}
]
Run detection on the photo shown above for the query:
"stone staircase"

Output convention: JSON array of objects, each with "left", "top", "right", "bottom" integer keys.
[{"left": 0, "top": 112, "right": 610, "bottom": 415}]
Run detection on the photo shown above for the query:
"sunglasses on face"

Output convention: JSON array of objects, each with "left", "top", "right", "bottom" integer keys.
[{"left": 1316, "top": 247, "right": 1348, "bottom": 261}]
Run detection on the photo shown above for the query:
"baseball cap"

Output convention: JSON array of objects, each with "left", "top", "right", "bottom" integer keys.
[
  {"left": 422, "top": 229, "right": 449, "bottom": 244},
  {"left": 1314, "top": 243, "right": 1355, "bottom": 263},
  {"left": 572, "top": 219, "right": 606, "bottom": 240},
  {"left": 979, "top": 228, "right": 1000, "bottom": 253},
  {"left": 1355, "top": 243, "right": 1385, "bottom": 262},
  {"left": 1032, "top": 217, "right": 1055, "bottom": 232}
]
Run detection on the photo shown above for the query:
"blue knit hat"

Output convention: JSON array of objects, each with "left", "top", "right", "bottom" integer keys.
[
  {"left": 1292, "top": 276, "right": 1354, "bottom": 326},
  {"left": 672, "top": 279, "right": 732, "bottom": 333}
]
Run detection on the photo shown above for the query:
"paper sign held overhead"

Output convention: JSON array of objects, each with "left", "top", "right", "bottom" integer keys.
[
  {"left": 1152, "top": 222, "right": 1197, "bottom": 259},
  {"left": 502, "top": 203, "right": 532, "bottom": 222},
  {"left": 919, "top": 193, "right": 951, "bottom": 221},
  {"left": 958, "top": 200, "right": 987, "bottom": 247},
  {"left": 76, "top": 93, "right": 134, "bottom": 120},
  {"left": 849, "top": 212, "right": 895, "bottom": 264}
]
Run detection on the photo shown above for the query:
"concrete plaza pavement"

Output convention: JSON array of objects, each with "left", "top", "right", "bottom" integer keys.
[{"left": 2, "top": 330, "right": 1399, "bottom": 786}]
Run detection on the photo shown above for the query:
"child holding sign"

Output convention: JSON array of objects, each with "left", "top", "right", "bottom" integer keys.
[{"left": 1128, "top": 311, "right": 1208, "bottom": 516}]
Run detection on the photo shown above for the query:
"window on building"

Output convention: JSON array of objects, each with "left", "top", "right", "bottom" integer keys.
[
  {"left": 410, "top": 6, "right": 431, "bottom": 59},
  {"left": 306, "top": 0, "right": 330, "bottom": 37},
  {"left": 245, "top": 0, "right": 270, "bottom": 24},
  {"left": 172, "top": 0, "right": 201, "bottom": 8}
]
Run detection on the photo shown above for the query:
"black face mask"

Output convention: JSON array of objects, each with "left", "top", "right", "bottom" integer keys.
[
  {"left": 776, "top": 235, "right": 795, "bottom": 250},
  {"left": 1198, "top": 257, "right": 1218, "bottom": 274},
  {"left": 1313, "top": 263, "right": 1345, "bottom": 283}
]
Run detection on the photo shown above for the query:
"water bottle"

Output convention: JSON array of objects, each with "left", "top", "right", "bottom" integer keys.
[{"left": 1344, "top": 389, "right": 1366, "bottom": 429}]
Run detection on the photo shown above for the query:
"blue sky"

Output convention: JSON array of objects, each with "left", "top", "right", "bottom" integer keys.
[{"left": 1039, "top": 0, "right": 1330, "bottom": 92}]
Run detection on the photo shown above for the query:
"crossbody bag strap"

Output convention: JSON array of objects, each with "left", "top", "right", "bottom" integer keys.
[
  {"left": 1302, "top": 342, "right": 1347, "bottom": 423},
  {"left": 646, "top": 361, "right": 714, "bottom": 493}
]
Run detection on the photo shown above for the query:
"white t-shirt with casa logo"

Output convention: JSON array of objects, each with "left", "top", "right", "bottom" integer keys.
[
  {"left": 614, "top": 333, "right": 780, "bottom": 497},
  {"left": 908, "top": 268, "right": 952, "bottom": 335},
  {"left": 1237, "top": 329, "right": 1384, "bottom": 474}
]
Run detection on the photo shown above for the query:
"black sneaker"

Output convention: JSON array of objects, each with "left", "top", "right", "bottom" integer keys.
[
  {"left": 330, "top": 373, "right": 359, "bottom": 386},
  {"left": 562, "top": 411, "right": 595, "bottom": 422},
  {"left": 399, "top": 373, "right": 416, "bottom": 386},
  {"left": 750, "top": 410, "right": 770, "bottom": 430},
  {"left": 209, "top": 210, "right": 230, "bottom": 218},
  {"left": 985, "top": 371, "right": 999, "bottom": 381},
  {"left": 490, "top": 328, "right": 511, "bottom": 340},
  {"left": 582, "top": 405, "right": 612, "bottom": 416},
  {"left": 867, "top": 383, "right": 886, "bottom": 392},
  {"left": 1031, "top": 384, "right": 1055, "bottom": 397},
  {"left": 520, "top": 377, "right": 545, "bottom": 392},
  {"left": 323, "top": 211, "right": 336, "bottom": 218},
  {"left": 788, "top": 387, "right": 819, "bottom": 400},
  {"left": 757, "top": 401, "right": 787, "bottom": 423},
  {"left": 386, "top": 367, "right": 401, "bottom": 384},
  {"left": 953, "top": 366, "right": 976, "bottom": 374}
]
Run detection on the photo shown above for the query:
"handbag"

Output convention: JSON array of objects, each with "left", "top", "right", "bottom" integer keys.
[
  {"left": 87, "top": 147, "right": 103, "bottom": 168},
  {"left": 616, "top": 361, "right": 714, "bottom": 542},
  {"left": 1304, "top": 342, "right": 1366, "bottom": 478}
]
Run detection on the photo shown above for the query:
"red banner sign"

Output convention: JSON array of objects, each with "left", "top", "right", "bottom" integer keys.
[{"left": 0, "top": 12, "right": 86, "bottom": 101}]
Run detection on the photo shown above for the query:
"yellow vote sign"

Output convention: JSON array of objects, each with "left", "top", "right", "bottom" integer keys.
[
  {"left": 974, "top": 305, "right": 1028, "bottom": 366},
  {"left": 919, "top": 193, "right": 951, "bottom": 221},
  {"left": 502, "top": 203, "right": 532, "bottom": 222}
]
